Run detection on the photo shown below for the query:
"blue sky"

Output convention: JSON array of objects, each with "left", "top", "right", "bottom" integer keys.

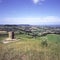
[{"left": 0, "top": 0, "right": 60, "bottom": 25}]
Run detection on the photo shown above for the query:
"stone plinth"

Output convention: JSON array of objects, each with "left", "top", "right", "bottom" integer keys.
[
  {"left": 2, "top": 31, "right": 18, "bottom": 44},
  {"left": 9, "top": 31, "right": 14, "bottom": 39}
]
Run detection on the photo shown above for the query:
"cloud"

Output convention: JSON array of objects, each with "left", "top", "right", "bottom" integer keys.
[
  {"left": 1, "top": 16, "right": 60, "bottom": 25},
  {"left": 3, "top": 18, "right": 40, "bottom": 24},
  {"left": 32, "top": 0, "right": 45, "bottom": 4},
  {"left": 41, "top": 16, "right": 60, "bottom": 25},
  {"left": 32, "top": 0, "right": 39, "bottom": 4}
]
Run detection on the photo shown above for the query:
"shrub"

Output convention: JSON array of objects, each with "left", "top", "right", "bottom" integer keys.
[{"left": 41, "top": 40, "right": 48, "bottom": 47}]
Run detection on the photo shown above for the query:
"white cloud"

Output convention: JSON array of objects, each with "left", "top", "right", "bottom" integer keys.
[
  {"left": 32, "top": 0, "right": 39, "bottom": 4},
  {"left": 32, "top": 0, "right": 45, "bottom": 4},
  {"left": 1, "top": 16, "right": 60, "bottom": 25}
]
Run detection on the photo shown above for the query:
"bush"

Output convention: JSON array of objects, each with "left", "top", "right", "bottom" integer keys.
[{"left": 41, "top": 40, "right": 48, "bottom": 47}]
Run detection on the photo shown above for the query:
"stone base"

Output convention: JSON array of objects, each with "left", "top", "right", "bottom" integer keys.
[
  {"left": 5, "top": 38, "right": 16, "bottom": 41},
  {"left": 2, "top": 38, "right": 17, "bottom": 44}
]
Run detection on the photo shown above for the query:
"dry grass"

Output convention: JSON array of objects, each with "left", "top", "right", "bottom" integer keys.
[
  {"left": 0, "top": 34, "right": 60, "bottom": 60},
  {"left": 0, "top": 40, "right": 60, "bottom": 60}
]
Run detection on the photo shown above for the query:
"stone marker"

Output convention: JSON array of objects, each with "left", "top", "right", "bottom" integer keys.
[
  {"left": 9, "top": 31, "right": 14, "bottom": 39},
  {"left": 3, "top": 31, "right": 17, "bottom": 44}
]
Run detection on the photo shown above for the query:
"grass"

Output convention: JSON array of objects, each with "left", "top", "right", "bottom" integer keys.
[
  {"left": 0, "top": 34, "right": 60, "bottom": 60},
  {"left": 46, "top": 34, "right": 60, "bottom": 42},
  {"left": 0, "top": 34, "right": 8, "bottom": 42}
]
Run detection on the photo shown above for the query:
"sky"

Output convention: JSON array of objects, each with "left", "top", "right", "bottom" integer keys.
[{"left": 0, "top": 0, "right": 60, "bottom": 25}]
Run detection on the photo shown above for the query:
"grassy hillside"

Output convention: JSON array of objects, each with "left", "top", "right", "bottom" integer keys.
[
  {"left": 0, "top": 34, "right": 60, "bottom": 60},
  {"left": 0, "top": 31, "right": 8, "bottom": 39}
]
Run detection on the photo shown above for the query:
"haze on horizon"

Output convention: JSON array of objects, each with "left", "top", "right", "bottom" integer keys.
[{"left": 0, "top": 0, "right": 60, "bottom": 25}]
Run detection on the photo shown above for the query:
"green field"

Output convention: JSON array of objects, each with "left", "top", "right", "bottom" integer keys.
[{"left": 0, "top": 34, "right": 60, "bottom": 60}]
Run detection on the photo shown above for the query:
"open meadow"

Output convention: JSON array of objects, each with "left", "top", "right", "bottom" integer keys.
[{"left": 0, "top": 32, "right": 60, "bottom": 60}]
